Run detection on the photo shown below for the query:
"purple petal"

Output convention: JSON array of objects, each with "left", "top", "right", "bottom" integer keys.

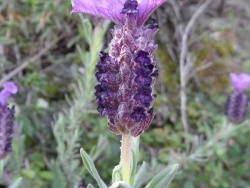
[
  {"left": 137, "top": 0, "right": 166, "bottom": 26},
  {"left": 0, "top": 82, "right": 18, "bottom": 105},
  {"left": 71, "top": 0, "right": 166, "bottom": 26},
  {"left": 230, "top": 73, "right": 250, "bottom": 93},
  {"left": 71, "top": 0, "right": 126, "bottom": 25}
]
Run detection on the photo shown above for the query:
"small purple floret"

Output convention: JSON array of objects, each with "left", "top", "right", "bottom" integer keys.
[
  {"left": 135, "top": 76, "right": 153, "bottom": 87},
  {"left": 121, "top": 0, "right": 138, "bottom": 14},
  {"left": 134, "top": 50, "right": 151, "bottom": 66},
  {"left": 134, "top": 93, "right": 153, "bottom": 107},
  {"left": 147, "top": 18, "right": 159, "bottom": 29},
  {"left": 130, "top": 107, "right": 146, "bottom": 122}
]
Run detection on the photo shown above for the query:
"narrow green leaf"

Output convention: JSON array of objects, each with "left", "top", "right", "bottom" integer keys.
[
  {"left": 8, "top": 177, "right": 22, "bottom": 188},
  {"left": 112, "top": 164, "right": 122, "bottom": 183},
  {"left": 80, "top": 148, "right": 108, "bottom": 188},
  {"left": 145, "top": 164, "right": 179, "bottom": 188},
  {"left": 80, "top": 148, "right": 94, "bottom": 177},
  {"left": 133, "top": 161, "right": 148, "bottom": 188},
  {"left": 52, "top": 163, "right": 66, "bottom": 188}
]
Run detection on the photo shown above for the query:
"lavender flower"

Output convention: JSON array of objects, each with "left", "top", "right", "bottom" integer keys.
[
  {"left": 71, "top": 0, "right": 165, "bottom": 136},
  {"left": 0, "top": 82, "right": 18, "bottom": 159},
  {"left": 225, "top": 73, "right": 250, "bottom": 123}
]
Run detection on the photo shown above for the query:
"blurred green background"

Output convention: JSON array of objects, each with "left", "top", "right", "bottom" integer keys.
[{"left": 0, "top": 0, "right": 250, "bottom": 187}]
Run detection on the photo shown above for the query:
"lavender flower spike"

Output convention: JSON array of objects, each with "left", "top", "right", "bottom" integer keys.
[
  {"left": 71, "top": 0, "right": 166, "bottom": 27},
  {"left": 72, "top": 0, "right": 164, "bottom": 136},
  {"left": 225, "top": 73, "right": 250, "bottom": 123},
  {"left": 0, "top": 82, "right": 18, "bottom": 159}
]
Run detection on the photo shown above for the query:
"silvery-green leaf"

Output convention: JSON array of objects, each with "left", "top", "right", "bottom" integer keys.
[
  {"left": 133, "top": 161, "right": 148, "bottom": 188},
  {"left": 112, "top": 164, "right": 122, "bottom": 183},
  {"left": 51, "top": 162, "right": 66, "bottom": 188},
  {"left": 80, "top": 148, "right": 108, "bottom": 188},
  {"left": 87, "top": 184, "right": 95, "bottom": 188},
  {"left": 80, "top": 16, "right": 92, "bottom": 45},
  {"left": 145, "top": 164, "right": 179, "bottom": 188},
  {"left": 8, "top": 177, "right": 22, "bottom": 188},
  {"left": 109, "top": 181, "right": 132, "bottom": 188}
]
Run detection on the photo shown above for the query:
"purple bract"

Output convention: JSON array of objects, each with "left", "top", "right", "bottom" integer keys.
[
  {"left": 230, "top": 73, "right": 250, "bottom": 93},
  {"left": 0, "top": 82, "right": 18, "bottom": 106},
  {"left": 71, "top": 0, "right": 166, "bottom": 27}
]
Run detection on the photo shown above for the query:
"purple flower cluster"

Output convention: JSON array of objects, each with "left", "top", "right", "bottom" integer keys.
[
  {"left": 95, "top": 52, "right": 119, "bottom": 117},
  {"left": 225, "top": 73, "right": 250, "bottom": 123},
  {"left": 0, "top": 82, "right": 17, "bottom": 159},
  {"left": 225, "top": 92, "right": 248, "bottom": 123},
  {"left": 95, "top": 50, "right": 157, "bottom": 136},
  {"left": 71, "top": 0, "right": 165, "bottom": 136}
]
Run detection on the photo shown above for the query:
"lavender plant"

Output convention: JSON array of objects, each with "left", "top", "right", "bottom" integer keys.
[
  {"left": 1, "top": 1, "right": 250, "bottom": 187},
  {"left": 71, "top": 0, "right": 178, "bottom": 187}
]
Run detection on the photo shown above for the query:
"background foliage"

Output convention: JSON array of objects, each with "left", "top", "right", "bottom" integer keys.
[{"left": 0, "top": 0, "right": 250, "bottom": 187}]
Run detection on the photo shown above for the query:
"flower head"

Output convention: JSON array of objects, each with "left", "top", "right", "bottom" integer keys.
[
  {"left": 71, "top": 0, "right": 166, "bottom": 27},
  {"left": 0, "top": 82, "right": 17, "bottom": 159},
  {"left": 72, "top": 0, "right": 164, "bottom": 136},
  {"left": 230, "top": 73, "right": 250, "bottom": 93},
  {"left": 225, "top": 73, "right": 250, "bottom": 123}
]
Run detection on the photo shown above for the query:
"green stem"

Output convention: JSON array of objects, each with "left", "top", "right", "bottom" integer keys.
[{"left": 120, "top": 134, "right": 133, "bottom": 183}]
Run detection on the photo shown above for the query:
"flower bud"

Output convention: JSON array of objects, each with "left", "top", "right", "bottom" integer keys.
[{"left": 225, "top": 92, "right": 248, "bottom": 123}]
